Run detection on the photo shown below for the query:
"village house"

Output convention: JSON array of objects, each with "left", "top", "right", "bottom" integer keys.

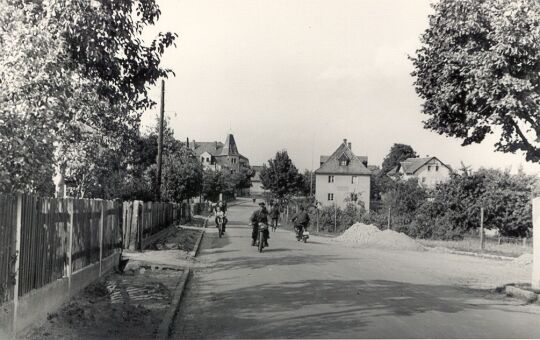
[
  {"left": 386, "top": 156, "right": 451, "bottom": 188},
  {"left": 315, "top": 139, "right": 371, "bottom": 210},
  {"left": 189, "top": 133, "right": 249, "bottom": 173}
]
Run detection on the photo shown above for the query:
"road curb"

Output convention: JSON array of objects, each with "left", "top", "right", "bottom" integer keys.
[
  {"left": 156, "top": 216, "right": 208, "bottom": 339},
  {"left": 156, "top": 269, "right": 192, "bottom": 339},
  {"left": 189, "top": 217, "right": 208, "bottom": 258},
  {"left": 504, "top": 285, "right": 539, "bottom": 304},
  {"left": 427, "top": 247, "right": 516, "bottom": 261}
]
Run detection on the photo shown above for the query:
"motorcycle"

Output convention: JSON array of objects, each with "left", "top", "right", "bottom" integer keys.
[
  {"left": 257, "top": 223, "right": 269, "bottom": 253},
  {"left": 295, "top": 225, "right": 309, "bottom": 243}
]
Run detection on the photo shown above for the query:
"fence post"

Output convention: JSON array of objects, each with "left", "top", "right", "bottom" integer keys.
[
  {"left": 480, "top": 207, "right": 485, "bottom": 250},
  {"left": 532, "top": 197, "right": 540, "bottom": 289},
  {"left": 12, "top": 194, "right": 23, "bottom": 336},
  {"left": 387, "top": 206, "right": 391, "bottom": 230},
  {"left": 99, "top": 200, "right": 104, "bottom": 276},
  {"left": 316, "top": 208, "right": 319, "bottom": 233},
  {"left": 334, "top": 204, "right": 337, "bottom": 233},
  {"left": 67, "top": 199, "right": 74, "bottom": 290}
]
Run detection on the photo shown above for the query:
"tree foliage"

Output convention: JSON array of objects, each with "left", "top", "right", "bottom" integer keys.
[
  {"left": 298, "top": 170, "right": 316, "bottom": 197},
  {"left": 412, "top": 0, "right": 540, "bottom": 161},
  {"left": 381, "top": 143, "right": 418, "bottom": 174},
  {"left": 161, "top": 147, "right": 203, "bottom": 203},
  {"left": 377, "top": 167, "right": 536, "bottom": 239},
  {"left": 260, "top": 151, "right": 303, "bottom": 199},
  {"left": 0, "top": 0, "right": 176, "bottom": 194}
]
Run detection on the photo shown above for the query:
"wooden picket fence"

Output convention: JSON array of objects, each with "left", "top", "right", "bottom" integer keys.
[
  {"left": 0, "top": 192, "right": 189, "bottom": 311},
  {"left": 122, "top": 200, "right": 190, "bottom": 250},
  {"left": 0, "top": 193, "right": 123, "bottom": 305}
]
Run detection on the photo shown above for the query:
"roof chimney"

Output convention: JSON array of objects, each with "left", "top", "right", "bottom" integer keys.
[
  {"left": 343, "top": 138, "right": 347, "bottom": 145},
  {"left": 215, "top": 141, "right": 218, "bottom": 149},
  {"left": 348, "top": 142, "right": 352, "bottom": 149},
  {"left": 193, "top": 139, "right": 196, "bottom": 149}
]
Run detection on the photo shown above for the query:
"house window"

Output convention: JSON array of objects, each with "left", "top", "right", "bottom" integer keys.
[
  {"left": 201, "top": 157, "right": 204, "bottom": 162},
  {"left": 350, "top": 193, "right": 358, "bottom": 201},
  {"left": 340, "top": 160, "right": 348, "bottom": 166},
  {"left": 351, "top": 176, "right": 357, "bottom": 184},
  {"left": 328, "top": 175, "right": 334, "bottom": 183},
  {"left": 436, "top": 165, "right": 439, "bottom": 171},
  {"left": 428, "top": 166, "right": 431, "bottom": 171},
  {"left": 328, "top": 193, "right": 334, "bottom": 201},
  {"left": 422, "top": 177, "right": 426, "bottom": 183},
  {"left": 206, "top": 157, "right": 210, "bottom": 162}
]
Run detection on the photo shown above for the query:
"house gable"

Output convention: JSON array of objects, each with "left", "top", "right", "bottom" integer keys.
[{"left": 315, "top": 139, "right": 371, "bottom": 175}]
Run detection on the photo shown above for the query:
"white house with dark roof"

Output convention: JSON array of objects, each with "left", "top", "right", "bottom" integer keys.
[
  {"left": 315, "top": 139, "right": 371, "bottom": 209},
  {"left": 387, "top": 156, "right": 451, "bottom": 188},
  {"left": 189, "top": 134, "right": 249, "bottom": 173}
]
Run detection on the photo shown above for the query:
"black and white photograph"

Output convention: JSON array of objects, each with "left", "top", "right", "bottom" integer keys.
[{"left": 1, "top": 0, "right": 540, "bottom": 339}]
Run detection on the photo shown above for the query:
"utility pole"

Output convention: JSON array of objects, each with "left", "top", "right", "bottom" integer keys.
[{"left": 156, "top": 79, "right": 165, "bottom": 201}]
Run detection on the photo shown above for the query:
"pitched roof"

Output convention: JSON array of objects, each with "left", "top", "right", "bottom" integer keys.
[
  {"left": 315, "top": 140, "right": 371, "bottom": 175},
  {"left": 220, "top": 134, "right": 239, "bottom": 156},
  {"left": 193, "top": 142, "right": 223, "bottom": 157},
  {"left": 396, "top": 157, "right": 450, "bottom": 175}
]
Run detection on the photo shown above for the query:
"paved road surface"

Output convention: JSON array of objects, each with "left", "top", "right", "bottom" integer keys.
[{"left": 171, "top": 200, "right": 540, "bottom": 339}]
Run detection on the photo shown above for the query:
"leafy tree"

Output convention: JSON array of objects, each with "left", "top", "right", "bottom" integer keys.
[
  {"left": 369, "top": 166, "right": 393, "bottom": 203},
  {"left": 409, "top": 167, "right": 535, "bottom": 239},
  {"left": 411, "top": 0, "right": 540, "bottom": 162},
  {"left": 383, "top": 177, "right": 427, "bottom": 228},
  {"left": 480, "top": 168, "right": 534, "bottom": 237},
  {"left": 298, "top": 170, "right": 316, "bottom": 197},
  {"left": 161, "top": 146, "right": 203, "bottom": 202},
  {"left": 381, "top": 143, "right": 418, "bottom": 174},
  {"left": 260, "top": 151, "right": 303, "bottom": 200},
  {"left": 0, "top": 0, "right": 176, "bottom": 194},
  {"left": 202, "top": 170, "right": 233, "bottom": 202},
  {"left": 229, "top": 167, "right": 255, "bottom": 192}
]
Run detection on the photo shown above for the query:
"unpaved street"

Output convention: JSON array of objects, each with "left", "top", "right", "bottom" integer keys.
[{"left": 172, "top": 201, "right": 540, "bottom": 339}]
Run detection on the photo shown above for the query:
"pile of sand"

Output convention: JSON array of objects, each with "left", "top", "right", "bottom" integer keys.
[
  {"left": 333, "top": 222, "right": 424, "bottom": 251},
  {"left": 513, "top": 253, "right": 533, "bottom": 266}
]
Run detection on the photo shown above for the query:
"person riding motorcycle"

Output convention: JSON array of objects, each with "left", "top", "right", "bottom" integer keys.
[
  {"left": 291, "top": 205, "right": 310, "bottom": 239},
  {"left": 214, "top": 200, "right": 228, "bottom": 232},
  {"left": 249, "top": 202, "right": 270, "bottom": 247}
]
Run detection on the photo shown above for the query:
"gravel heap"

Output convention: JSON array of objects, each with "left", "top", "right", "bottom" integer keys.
[
  {"left": 333, "top": 222, "right": 424, "bottom": 251},
  {"left": 513, "top": 253, "right": 533, "bottom": 266}
]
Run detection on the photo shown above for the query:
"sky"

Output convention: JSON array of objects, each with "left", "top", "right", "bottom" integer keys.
[{"left": 141, "top": 0, "right": 540, "bottom": 175}]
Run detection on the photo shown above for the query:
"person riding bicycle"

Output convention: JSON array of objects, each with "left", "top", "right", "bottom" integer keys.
[
  {"left": 291, "top": 205, "right": 310, "bottom": 239},
  {"left": 249, "top": 202, "right": 270, "bottom": 247},
  {"left": 214, "top": 200, "right": 228, "bottom": 232}
]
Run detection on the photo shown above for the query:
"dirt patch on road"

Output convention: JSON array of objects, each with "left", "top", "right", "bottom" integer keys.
[{"left": 25, "top": 268, "right": 183, "bottom": 340}]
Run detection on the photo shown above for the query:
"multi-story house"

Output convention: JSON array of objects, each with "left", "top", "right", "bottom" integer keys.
[
  {"left": 386, "top": 156, "right": 451, "bottom": 188},
  {"left": 315, "top": 139, "right": 371, "bottom": 209},
  {"left": 189, "top": 134, "right": 249, "bottom": 173}
]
